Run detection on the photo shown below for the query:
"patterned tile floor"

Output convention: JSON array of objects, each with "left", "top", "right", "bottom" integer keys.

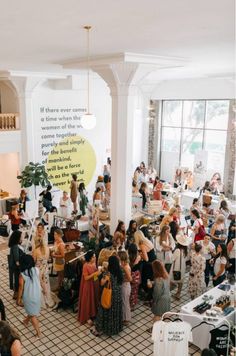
[{"left": 0, "top": 237, "right": 202, "bottom": 356}]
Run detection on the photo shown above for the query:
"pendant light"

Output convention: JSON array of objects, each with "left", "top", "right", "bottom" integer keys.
[{"left": 81, "top": 25, "right": 96, "bottom": 130}]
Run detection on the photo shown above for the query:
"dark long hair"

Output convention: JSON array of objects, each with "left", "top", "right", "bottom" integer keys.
[
  {"left": 78, "top": 182, "right": 85, "bottom": 192},
  {"left": 127, "top": 220, "right": 137, "bottom": 234},
  {"left": 8, "top": 230, "right": 22, "bottom": 248},
  {"left": 108, "top": 255, "right": 123, "bottom": 284},
  {"left": 217, "top": 243, "right": 228, "bottom": 260},
  {"left": 128, "top": 243, "right": 138, "bottom": 267},
  {"left": 191, "top": 209, "right": 200, "bottom": 219},
  {"left": 175, "top": 243, "right": 188, "bottom": 257},
  {"left": 19, "top": 254, "right": 35, "bottom": 280},
  {"left": 0, "top": 321, "right": 21, "bottom": 350},
  {"left": 115, "top": 221, "right": 125, "bottom": 234}
]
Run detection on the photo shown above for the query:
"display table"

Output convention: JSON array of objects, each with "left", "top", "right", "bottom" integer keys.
[
  {"left": 180, "top": 191, "right": 220, "bottom": 211},
  {"left": 180, "top": 282, "right": 235, "bottom": 350}
]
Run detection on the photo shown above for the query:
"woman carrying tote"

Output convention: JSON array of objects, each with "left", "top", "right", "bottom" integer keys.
[
  {"left": 170, "top": 234, "right": 188, "bottom": 300},
  {"left": 91, "top": 255, "right": 123, "bottom": 336}
]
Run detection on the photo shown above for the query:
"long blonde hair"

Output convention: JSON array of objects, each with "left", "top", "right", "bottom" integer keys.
[{"left": 134, "top": 230, "right": 153, "bottom": 249}]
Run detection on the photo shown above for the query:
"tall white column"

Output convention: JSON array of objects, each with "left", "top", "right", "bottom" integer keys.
[
  {"left": 10, "top": 76, "right": 45, "bottom": 168},
  {"left": 93, "top": 63, "right": 140, "bottom": 232}
]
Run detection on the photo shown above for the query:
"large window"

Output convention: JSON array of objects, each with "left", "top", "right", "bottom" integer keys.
[{"left": 160, "top": 100, "right": 229, "bottom": 180}]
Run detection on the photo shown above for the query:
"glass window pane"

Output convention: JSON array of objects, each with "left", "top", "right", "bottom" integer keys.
[
  {"left": 161, "top": 127, "right": 181, "bottom": 152},
  {"left": 204, "top": 130, "right": 227, "bottom": 153},
  {"left": 183, "top": 101, "right": 205, "bottom": 128},
  {"left": 162, "top": 101, "right": 182, "bottom": 127},
  {"left": 205, "top": 100, "right": 229, "bottom": 130},
  {"left": 181, "top": 129, "right": 203, "bottom": 169}
]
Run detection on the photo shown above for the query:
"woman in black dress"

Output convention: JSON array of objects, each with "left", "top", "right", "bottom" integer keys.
[
  {"left": 8, "top": 231, "right": 25, "bottom": 301},
  {"left": 91, "top": 255, "right": 123, "bottom": 336}
]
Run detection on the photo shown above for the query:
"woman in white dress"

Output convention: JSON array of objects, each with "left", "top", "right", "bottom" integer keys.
[
  {"left": 154, "top": 225, "right": 176, "bottom": 273},
  {"left": 170, "top": 234, "right": 188, "bottom": 300},
  {"left": 59, "top": 191, "right": 71, "bottom": 218},
  {"left": 32, "top": 238, "right": 55, "bottom": 308}
]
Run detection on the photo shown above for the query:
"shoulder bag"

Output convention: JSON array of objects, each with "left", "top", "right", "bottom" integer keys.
[{"left": 101, "top": 275, "right": 112, "bottom": 309}]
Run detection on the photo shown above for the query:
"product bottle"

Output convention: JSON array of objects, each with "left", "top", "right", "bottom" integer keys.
[{"left": 230, "top": 291, "right": 235, "bottom": 307}]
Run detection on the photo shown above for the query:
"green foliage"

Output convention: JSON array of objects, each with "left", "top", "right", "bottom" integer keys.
[{"left": 17, "top": 162, "right": 50, "bottom": 198}]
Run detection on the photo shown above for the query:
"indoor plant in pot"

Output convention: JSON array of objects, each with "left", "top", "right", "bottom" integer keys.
[{"left": 17, "top": 162, "right": 50, "bottom": 199}]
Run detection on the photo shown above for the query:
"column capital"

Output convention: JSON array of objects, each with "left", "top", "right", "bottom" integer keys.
[{"left": 10, "top": 76, "right": 46, "bottom": 98}]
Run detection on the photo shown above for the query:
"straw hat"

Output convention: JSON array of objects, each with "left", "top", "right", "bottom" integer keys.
[{"left": 176, "top": 234, "right": 188, "bottom": 246}]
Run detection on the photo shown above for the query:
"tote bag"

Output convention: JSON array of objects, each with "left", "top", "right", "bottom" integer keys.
[{"left": 101, "top": 277, "right": 112, "bottom": 309}]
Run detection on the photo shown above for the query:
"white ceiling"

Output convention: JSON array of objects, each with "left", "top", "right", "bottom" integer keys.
[{"left": 0, "top": 0, "right": 235, "bottom": 80}]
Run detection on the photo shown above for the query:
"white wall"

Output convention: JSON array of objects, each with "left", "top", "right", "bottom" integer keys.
[
  {"left": 31, "top": 74, "right": 111, "bottom": 198},
  {"left": 151, "top": 77, "right": 235, "bottom": 100},
  {"left": 0, "top": 152, "right": 20, "bottom": 195}
]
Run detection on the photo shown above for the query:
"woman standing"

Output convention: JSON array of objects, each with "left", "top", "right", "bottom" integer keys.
[
  {"left": 139, "top": 182, "right": 149, "bottom": 210},
  {"left": 210, "top": 215, "right": 226, "bottom": 248},
  {"left": 118, "top": 251, "right": 132, "bottom": 325},
  {"left": 126, "top": 220, "right": 138, "bottom": 249},
  {"left": 0, "top": 321, "right": 21, "bottom": 356},
  {"left": 91, "top": 255, "right": 123, "bottom": 336},
  {"left": 8, "top": 231, "right": 25, "bottom": 301},
  {"left": 128, "top": 244, "right": 141, "bottom": 310},
  {"left": 39, "top": 185, "right": 53, "bottom": 212},
  {"left": 113, "top": 221, "right": 126, "bottom": 250},
  {"left": 199, "top": 235, "right": 216, "bottom": 286},
  {"left": 59, "top": 191, "right": 70, "bottom": 218},
  {"left": 151, "top": 260, "right": 171, "bottom": 323},
  {"left": 211, "top": 243, "right": 228, "bottom": 286},
  {"left": 31, "top": 223, "right": 48, "bottom": 251},
  {"left": 155, "top": 225, "right": 176, "bottom": 273},
  {"left": 78, "top": 251, "right": 101, "bottom": 325},
  {"left": 17, "top": 255, "right": 41, "bottom": 339},
  {"left": 153, "top": 176, "right": 163, "bottom": 201},
  {"left": 32, "top": 239, "right": 55, "bottom": 308},
  {"left": 78, "top": 182, "right": 88, "bottom": 216},
  {"left": 190, "top": 209, "right": 206, "bottom": 242},
  {"left": 8, "top": 203, "right": 22, "bottom": 231},
  {"left": 51, "top": 229, "right": 65, "bottom": 290},
  {"left": 188, "top": 244, "right": 206, "bottom": 299},
  {"left": 70, "top": 174, "right": 78, "bottom": 214},
  {"left": 170, "top": 234, "right": 188, "bottom": 300},
  {"left": 18, "top": 189, "right": 29, "bottom": 212},
  {"left": 134, "top": 230, "right": 156, "bottom": 300}
]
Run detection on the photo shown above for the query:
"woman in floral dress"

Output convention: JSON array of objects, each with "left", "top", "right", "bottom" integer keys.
[
  {"left": 188, "top": 243, "right": 206, "bottom": 300},
  {"left": 32, "top": 238, "right": 55, "bottom": 308}
]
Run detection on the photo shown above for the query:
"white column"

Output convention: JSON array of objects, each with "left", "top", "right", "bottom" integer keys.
[{"left": 10, "top": 76, "right": 45, "bottom": 168}]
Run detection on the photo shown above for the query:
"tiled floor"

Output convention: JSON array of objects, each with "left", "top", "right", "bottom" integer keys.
[{"left": 0, "top": 239, "right": 201, "bottom": 356}]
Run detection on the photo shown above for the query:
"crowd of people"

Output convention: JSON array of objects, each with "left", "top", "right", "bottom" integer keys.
[{"left": 1, "top": 160, "right": 235, "bottom": 355}]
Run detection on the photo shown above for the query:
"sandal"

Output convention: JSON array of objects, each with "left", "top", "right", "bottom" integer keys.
[
  {"left": 146, "top": 327, "right": 153, "bottom": 334},
  {"left": 87, "top": 319, "right": 94, "bottom": 326},
  {"left": 90, "top": 328, "right": 101, "bottom": 337}
]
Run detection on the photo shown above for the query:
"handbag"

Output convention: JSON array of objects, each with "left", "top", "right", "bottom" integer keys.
[
  {"left": 0, "top": 220, "right": 9, "bottom": 237},
  {"left": 173, "top": 249, "right": 182, "bottom": 281},
  {"left": 101, "top": 276, "right": 112, "bottom": 309}
]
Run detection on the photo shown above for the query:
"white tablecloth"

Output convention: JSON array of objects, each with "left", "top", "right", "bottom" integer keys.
[{"left": 180, "top": 283, "right": 235, "bottom": 350}]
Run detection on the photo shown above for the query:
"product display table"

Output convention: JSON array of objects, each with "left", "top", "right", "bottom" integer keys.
[
  {"left": 180, "top": 282, "right": 235, "bottom": 350},
  {"left": 180, "top": 191, "right": 220, "bottom": 211}
]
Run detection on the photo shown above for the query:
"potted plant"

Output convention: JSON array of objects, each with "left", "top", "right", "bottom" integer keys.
[{"left": 17, "top": 162, "right": 50, "bottom": 199}]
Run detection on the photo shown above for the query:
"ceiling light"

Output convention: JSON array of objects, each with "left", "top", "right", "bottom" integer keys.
[{"left": 81, "top": 25, "right": 96, "bottom": 130}]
